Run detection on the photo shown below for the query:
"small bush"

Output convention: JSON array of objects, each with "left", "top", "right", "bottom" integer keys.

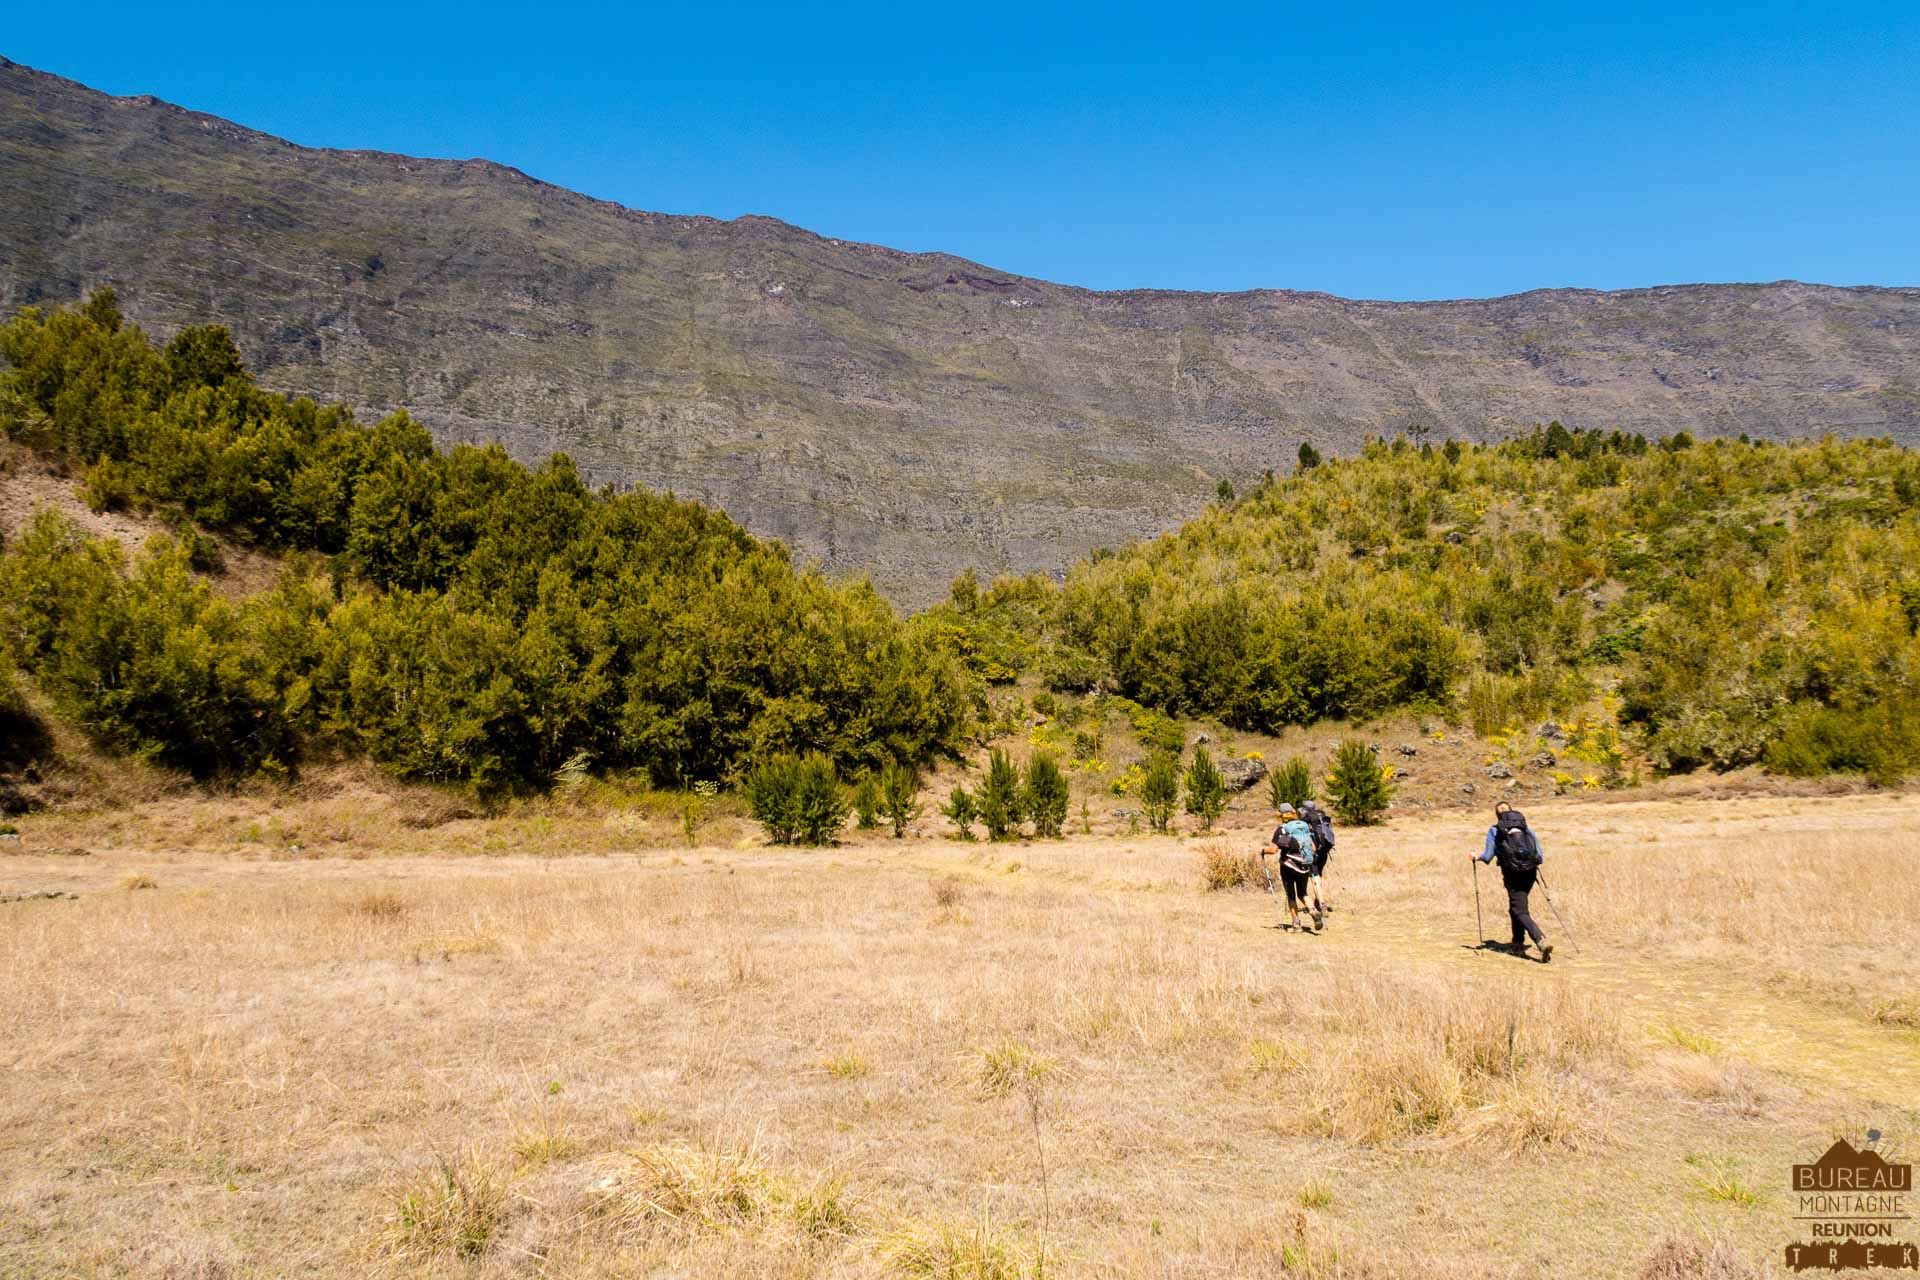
[
  {"left": 978, "top": 749, "right": 1026, "bottom": 841},
  {"left": 81, "top": 457, "right": 133, "bottom": 513},
  {"left": 850, "top": 770, "right": 884, "bottom": 829},
  {"left": 1183, "top": 746, "right": 1226, "bottom": 830},
  {"left": 552, "top": 749, "right": 592, "bottom": 793},
  {"left": 1023, "top": 752, "right": 1069, "bottom": 838},
  {"left": 930, "top": 875, "right": 965, "bottom": 909},
  {"left": 942, "top": 785, "right": 978, "bottom": 839},
  {"left": 1197, "top": 839, "right": 1266, "bottom": 891},
  {"left": 1140, "top": 750, "right": 1180, "bottom": 833},
  {"left": 880, "top": 762, "right": 921, "bottom": 837},
  {"left": 1270, "top": 755, "right": 1314, "bottom": 809},
  {"left": 1324, "top": 738, "right": 1393, "bottom": 824},
  {"left": 118, "top": 873, "right": 158, "bottom": 891},
  {"left": 746, "top": 752, "right": 848, "bottom": 845}
]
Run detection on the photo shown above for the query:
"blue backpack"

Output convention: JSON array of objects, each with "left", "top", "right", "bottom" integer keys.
[{"left": 1282, "top": 818, "right": 1317, "bottom": 870}]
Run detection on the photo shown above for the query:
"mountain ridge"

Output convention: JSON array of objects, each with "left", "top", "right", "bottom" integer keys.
[{"left": 3, "top": 55, "right": 1917, "bottom": 601}]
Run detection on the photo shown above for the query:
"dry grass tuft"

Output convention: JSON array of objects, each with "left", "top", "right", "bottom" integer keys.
[
  {"left": 512, "top": 1123, "right": 582, "bottom": 1169},
  {"left": 1645, "top": 1050, "right": 1775, "bottom": 1116},
  {"left": 929, "top": 875, "right": 966, "bottom": 909},
  {"left": 1688, "top": 1157, "right": 1764, "bottom": 1208},
  {"left": 821, "top": 1050, "right": 871, "bottom": 1080},
  {"left": 1651, "top": 1020, "right": 1720, "bottom": 1056},
  {"left": 881, "top": 1218, "right": 1037, "bottom": 1279},
  {"left": 1635, "top": 1233, "right": 1770, "bottom": 1279},
  {"left": 347, "top": 888, "right": 410, "bottom": 921},
  {"left": 118, "top": 872, "right": 158, "bottom": 891},
  {"left": 585, "top": 1141, "right": 857, "bottom": 1242},
  {"left": 1196, "top": 838, "right": 1268, "bottom": 891},
  {"left": 978, "top": 1039, "right": 1057, "bottom": 1096},
  {"left": 379, "top": 1152, "right": 508, "bottom": 1262},
  {"left": 1869, "top": 995, "right": 1920, "bottom": 1029}
]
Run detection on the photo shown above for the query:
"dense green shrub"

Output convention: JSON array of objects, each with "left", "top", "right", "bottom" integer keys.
[
  {"left": 0, "top": 294, "right": 968, "bottom": 790},
  {"left": 1140, "top": 750, "right": 1180, "bottom": 834},
  {"left": 978, "top": 749, "right": 1026, "bottom": 841},
  {"left": 1183, "top": 747, "right": 1226, "bottom": 830},
  {"left": 1269, "top": 756, "right": 1314, "bottom": 810},
  {"left": 745, "top": 752, "right": 847, "bottom": 845},
  {"left": 1024, "top": 752, "right": 1069, "bottom": 838},
  {"left": 1764, "top": 699, "right": 1920, "bottom": 787},
  {"left": 880, "top": 762, "right": 922, "bottom": 837},
  {"left": 1324, "top": 738, "right": 1393, "bottom": 825},
  {"left": 941, "top": 784, "right": 978, "bottom": 839}
]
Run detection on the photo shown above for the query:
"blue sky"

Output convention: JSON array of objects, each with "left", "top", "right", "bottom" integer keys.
[{"left": 8, "top": 2, "right": 1917, "bottom": 299}]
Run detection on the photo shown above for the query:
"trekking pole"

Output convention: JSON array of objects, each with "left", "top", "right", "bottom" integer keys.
[
  {"left": 1472, "top": 858, "right": 1484, "bottom": 946},
  {"left": 1257, "top": 849, "right": 1275, "bottom": 894},
  {"left": 1537, "top": 872, "right": 1578, "bottom": 955}
]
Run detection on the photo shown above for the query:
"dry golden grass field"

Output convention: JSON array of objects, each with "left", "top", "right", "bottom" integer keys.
[{"left": 1, "top": 787, "right": 1916, "bottom": 1278}]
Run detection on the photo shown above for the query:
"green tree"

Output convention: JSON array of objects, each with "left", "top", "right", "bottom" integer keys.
[
  {"left": 1297, "top": 441, "right": 1322, "bottom": 471},
  {"left": 850, "top": 770, "right": 883, "bottom": 828},
  {"left": 942, "top": 784, "right": 979, "bottom": 840},
  {"left": 1324, "top": 738, "right": 1393, "bottom": 825},
  {"left": 745, "top": 752, "right": 847, "bottom": 845},
  {"left": 1140, "top": 750, "right": 1181, "bottom": 833},
  {"left": 880, "top": 762, "right": 922, "bottom": 837},
  {"left": 1183, "top": 746, "right": 1226, "bottom": 830},
  {"left": 979, "top": 748, "right": 1027, "bottom": 840},
  {"left": 1269, "top": 755, "right": 1314, "bottom": 809},
  {"left": 1024, "top": 751, "right": 1070, "bottom": 838}
]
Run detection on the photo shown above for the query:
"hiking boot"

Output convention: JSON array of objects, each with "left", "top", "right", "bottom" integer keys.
[
  {"left": 1312, "top": 907, "right": 1326, "bottom": 931},
  {"left": 1538, "top": 941, "right": 1554, "bottom": 963}
]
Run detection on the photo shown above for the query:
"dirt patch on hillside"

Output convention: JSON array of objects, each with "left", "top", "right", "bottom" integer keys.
[{"left": 0, "top": 444, "right": 281, "bottom": 596}]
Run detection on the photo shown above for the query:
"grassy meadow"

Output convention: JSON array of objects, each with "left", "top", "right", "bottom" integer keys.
[{"left": 3, "top": 787, "right": 1915, "bottom": 1278}]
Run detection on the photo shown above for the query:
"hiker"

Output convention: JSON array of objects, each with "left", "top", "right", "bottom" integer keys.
[
  {"left": 1472, "top": 801, "right": 1552, "bottom": 961},
  {"left": 1262, "top": 802, "right": 1323, "bottom": 932},
  {"left": 1300, "top": 799, "right": 1336, "bottom": 912}
]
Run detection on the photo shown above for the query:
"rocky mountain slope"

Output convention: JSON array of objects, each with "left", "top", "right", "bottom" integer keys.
[{"left": 3, "top": 55, "right": 1917, "bottom": 602}]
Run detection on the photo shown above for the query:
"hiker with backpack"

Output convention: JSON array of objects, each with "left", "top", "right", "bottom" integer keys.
[
  {"left": 1261, "top": 802, "right": 1322, "bottom": 932},
  {"left": 1300, "top": 800, "right": 1336, "bottom": 912},
  {"left": 1472, "top": 801, "right": 1551, "bottom": 961}
]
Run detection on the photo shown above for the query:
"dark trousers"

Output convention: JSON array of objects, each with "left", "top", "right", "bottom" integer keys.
[
  {"left": 1281, "top": 864, "right": 1312, "bottom": 910},
  {"left": 1503, "top": 868, "right": 1544, "bottom": 947}
]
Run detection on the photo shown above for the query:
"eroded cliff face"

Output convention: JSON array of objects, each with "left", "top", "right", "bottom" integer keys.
[{"left": 5, "top": 56, "right": 1917, "bottom": 603}]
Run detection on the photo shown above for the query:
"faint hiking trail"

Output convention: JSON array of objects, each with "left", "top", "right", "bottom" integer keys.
[
  {"left": 1283, "top": 895, "right": 1920, "bottom": 1113},
  {"left": 916, "top": 839, "right": 1920, "bottom": 1116}
]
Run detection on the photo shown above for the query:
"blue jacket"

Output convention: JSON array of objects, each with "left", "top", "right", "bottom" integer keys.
[{"left": 1477, "top": 826, "right": 1545, "bottom": 864}]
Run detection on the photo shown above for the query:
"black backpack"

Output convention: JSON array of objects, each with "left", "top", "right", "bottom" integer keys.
[
  {"left": 1495, "top": 809, "right": 1541, "bottom": 872},
  {"left": 1303, "top": 804, "right": 1335, "bottom": 851}
]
